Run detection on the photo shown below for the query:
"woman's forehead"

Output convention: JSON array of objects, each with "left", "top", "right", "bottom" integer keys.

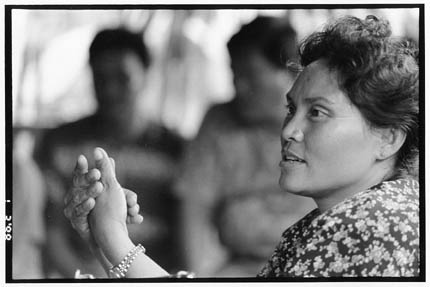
[{"left": 287, "top": 60, "right": 344, "bottom": 103}]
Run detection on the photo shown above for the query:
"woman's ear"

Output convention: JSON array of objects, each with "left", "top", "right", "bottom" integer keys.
[{"left": 376, "top": 128, "right": 406, "bottom": 160}]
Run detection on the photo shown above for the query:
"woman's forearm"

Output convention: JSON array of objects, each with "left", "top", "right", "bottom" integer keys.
[
  {"left": 96, "top": 225, "right": 169, "bottom": 278},
  {"left": 89, "top": 245, "right": 113, "bottom": 275}
]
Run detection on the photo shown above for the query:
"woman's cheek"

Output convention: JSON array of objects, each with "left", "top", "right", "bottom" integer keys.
[{"left": 306, "top": 123, "right": 353, "bottom": 165}]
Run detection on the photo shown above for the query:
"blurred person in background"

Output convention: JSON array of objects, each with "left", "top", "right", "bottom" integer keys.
[
  {"left": 174, "top": 16, "right": 315, "bottom": 276},
  {"left": 12, "top": 130, "right": 47, "bottom": 279},
  {"left": 34, "top": 27, "right": 184, "bottom": 278}
]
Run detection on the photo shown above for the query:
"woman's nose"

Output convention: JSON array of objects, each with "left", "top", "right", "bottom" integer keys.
[{"left": 281, "top": 117, "right": 304, "bottom": 142}]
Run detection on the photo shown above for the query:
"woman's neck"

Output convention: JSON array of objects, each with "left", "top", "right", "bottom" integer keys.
[{"left": 313, "top": 162, "right": 395, "bottom": 213}]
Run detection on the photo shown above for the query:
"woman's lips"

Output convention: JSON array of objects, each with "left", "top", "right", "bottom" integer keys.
[
  {"left": 280, "top": 150, "right": 306, "bottom": 169},
  {"left": 282, "top": 155, "right": 306, "bottom": 162},
  {"left": 281, "top": 150, "right": 305, "bottom": 163}
]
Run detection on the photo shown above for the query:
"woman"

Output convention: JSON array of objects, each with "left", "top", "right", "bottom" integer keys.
[{"left": 64, "top": 15, "right": 419, "bottom": 277}]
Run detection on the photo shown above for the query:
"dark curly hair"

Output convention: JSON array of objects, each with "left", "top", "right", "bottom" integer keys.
[
  {"left": 89, "top": 27, "right": 151, "bottom": 68},
  {"left": 298, "top": 15, "right": 419, "bottom": 177},
  {"left": 228, "top": 16, "right": 298, "bottom": 69}
]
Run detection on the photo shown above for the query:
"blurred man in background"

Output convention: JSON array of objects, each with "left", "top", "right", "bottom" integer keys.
[
  {"left": 174, "top": 16, "right": 316, "bottom": 277},
  {"left": 35, "top": 28, "right": 184, "bottom": 277}
]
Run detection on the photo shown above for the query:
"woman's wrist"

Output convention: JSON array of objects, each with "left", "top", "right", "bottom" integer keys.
[
  {"left": 108, "top": 244, "right": 146, "bottom": 278},
  {"left": 96, "top": 223, "right": 135, "bottom": 268},
  {"left": 99, "top": 230, "right": 170, "bottom": 278},
  {"left": 89, "top": 243, "right": 113, "bottom": 273}
]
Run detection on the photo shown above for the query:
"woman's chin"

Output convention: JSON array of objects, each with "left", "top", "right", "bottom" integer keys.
[{"left": 278, "top": 175, "right": 308, "bottom": 197}]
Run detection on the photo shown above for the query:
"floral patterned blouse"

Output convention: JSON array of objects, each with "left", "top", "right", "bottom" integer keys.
[{"left": 257, "top": 178, "right": 420, "bottom": 277}]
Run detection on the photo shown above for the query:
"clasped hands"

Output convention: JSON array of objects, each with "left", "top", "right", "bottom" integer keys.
[{"left": 64, "top": 147, "right": 143, "bottom": 251}]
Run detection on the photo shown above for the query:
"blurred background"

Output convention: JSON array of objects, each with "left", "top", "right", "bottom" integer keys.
[
  {"left": 11, "top": 8, "right": 419, "bottom": 136},
  {"left": 10, "top": 7, "right": 419, "bottom": 279}
]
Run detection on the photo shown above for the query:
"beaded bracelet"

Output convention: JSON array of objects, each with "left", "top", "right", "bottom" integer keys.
[{"left": 108, "top": 244, "right": 146, "bottom": 278}]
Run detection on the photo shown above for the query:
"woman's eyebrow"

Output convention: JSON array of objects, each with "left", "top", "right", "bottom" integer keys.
[
  {"left": 303, "top": 96, "right": 335, "bottom": 105},
  {"left": 286, "top": 93, "right": 335, "bottom": 106}
]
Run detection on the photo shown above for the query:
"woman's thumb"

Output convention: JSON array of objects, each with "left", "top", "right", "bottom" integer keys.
[{"left": 94, "top": 147, "right": 117, "bottom": 183}]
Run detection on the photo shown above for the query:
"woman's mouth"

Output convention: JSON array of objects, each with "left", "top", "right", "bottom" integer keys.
[
  {"left": 283, "top": 155, "right": 305, "bottom": 162},
  {"left": 281, "top": 151, "right": 306, "bottom": 165}
]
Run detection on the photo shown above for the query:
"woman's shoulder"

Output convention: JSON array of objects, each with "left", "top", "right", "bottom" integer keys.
[
  {"left": 378, "top": 177, "right": 419, "bottom": 199},
  {"left": 311, "top": 178, "right": 420, "bottom": 276},
  {"left": 280, "top": 178, "right": 420, "bottom": 239},
  {"left": 259, "top": 178, "right": 420, "bottom": 277},
  {"left": 312, "top": 178, "right": 420, "bottom": 259},
  {"left": 280, "top": 208, "right": 321, "bottom": 240},
  {"left": 326, "top": 178, "right": 419, "bottom": 220}
]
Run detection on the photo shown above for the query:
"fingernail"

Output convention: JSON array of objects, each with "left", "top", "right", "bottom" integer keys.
[
  {"left": 78, "top": 155, "right": 85, "bottom": 163},
  {"left": 94, "top": 148, "right": 103, "bottom": 161},
  {"left": 96, "top": 181, "right": 104, "bottom": 193}
]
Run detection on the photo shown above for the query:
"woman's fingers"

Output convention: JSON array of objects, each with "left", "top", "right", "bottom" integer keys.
[
  {"left": 127, "top": 203, "right": 140, "bottom": 217},
  {"left": 68, "top": 153, "right": 102, "bottom": 206},
  {"left": 65, "top": 179, "right": 103, "bottom": 207},
  {"left": 72, "top": 168, "right": 101, "bottom": 189},
  {"left": 74, "top": 155, "right": 88, "bottom": 175},
  {"left": 68, "top": 169, "right": 101, "bottom": 204},
  {"left": 66, "top": 150, "right": 124, "bottom": 244},
  {"left": 124, "top": 188, "right": 137, "bottom": 207},
  {"left": 94, "top": 147, "right": 117, "bottom": 184},
  {"left": 123, "top": 188, "right": 142, "bottom": 224},
  {"left": 87, "top": 181, "right": 104, "bottom": 198},
  {"left": 86, "top": 168, "right": 101, "bottom": 182},
  {"left": 74, "top": 197, "right": 96, "bottom": 218},
  {"left": 124, "top": 188, "right": 142, "bottom": 224},
  {"left": 72, "top": 155, "right": 89, "bottom": 187},
  {"left": 64, "top": 191, "right": 97, "bottom": 219},
  {"left": 127, "top": 214, "right": 144, "bottom": 225},
  {"left": 64, "top": 181, "right": 103, "bottom": 228},
  {"left": 70, "top": 212, "right": 91, "bottom": 237}
]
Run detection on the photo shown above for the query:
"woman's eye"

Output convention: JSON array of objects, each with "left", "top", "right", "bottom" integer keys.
[
  {"left": 285, "top": 104, "right": 296, "bottom": 117},
  {"left": 309, "top": 107, "right": 327, "bottom": 119}
]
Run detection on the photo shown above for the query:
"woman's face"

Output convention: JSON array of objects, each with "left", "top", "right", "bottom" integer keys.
[{"left": 279, "top": 59, "right": 387, "bottom": 207}]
